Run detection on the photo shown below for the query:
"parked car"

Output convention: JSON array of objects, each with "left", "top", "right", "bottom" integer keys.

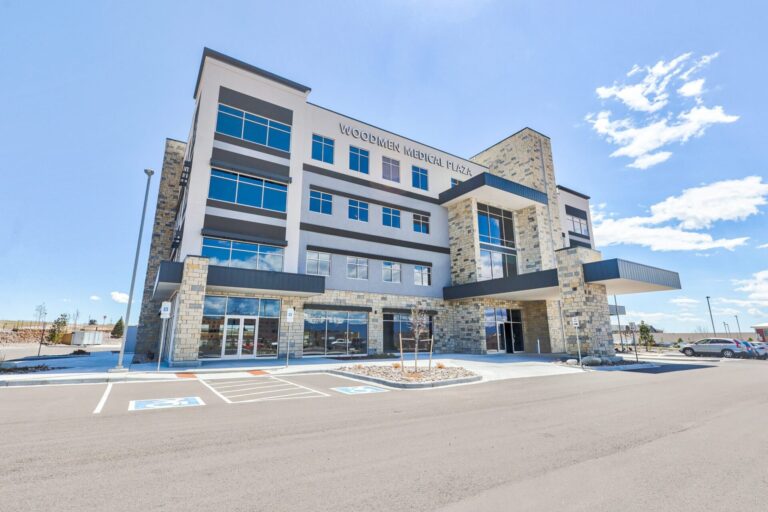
[
  {"left": 746, "top": 341, "right": 767, "bottom": 360},
  {"left": 679, "top": 338, "right": 747, "bottom": 358}
]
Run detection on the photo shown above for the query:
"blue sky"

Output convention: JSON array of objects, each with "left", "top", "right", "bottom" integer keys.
[{"left": 0, "top": 1, "right": 765, "bottom": 333}]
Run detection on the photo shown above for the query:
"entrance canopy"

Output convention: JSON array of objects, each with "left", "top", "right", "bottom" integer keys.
[
  {"left": 438, "top": 172, "right": 548, "bottom": 210},
  {"left": 443, "top": 269, "right": 560, "bottom": 301},
  {"left": 583, "top": 259, "right": 681, "bottom": 295}
]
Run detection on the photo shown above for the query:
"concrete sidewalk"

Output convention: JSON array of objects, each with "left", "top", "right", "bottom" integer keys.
[{"left": 0, "top": 351, "right": 585, "bottom": 387}]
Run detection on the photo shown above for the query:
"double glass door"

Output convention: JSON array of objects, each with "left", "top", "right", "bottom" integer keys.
[{"left": 223, "top": 315, "right": 258, "bottom": 358}]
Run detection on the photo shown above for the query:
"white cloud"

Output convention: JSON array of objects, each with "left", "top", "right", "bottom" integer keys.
[
  {"left": 587, "top": 52, "right": 737, "bottom": 169},
  {"left": 623, "top": 310, "right": 702, "bottom": 325},
  {"left": 90, "top": 295, "right": 101, "bottom": 301},
  {"left": 592, "top": 176, "right": 767, "bottom": 251},
  {"left": 758, "top": 243, "right": 768, "bottom": 249},
  {"left": 110, "top": 291, "right": 129, "bottom": 304},
  {"left": 678, "top": 78, "right": 705, "bottom": 98},
  {"left": 671, "top": 297, "right": 700, "bottom": 307},
  {"left": 734, "top": 270, "right": 768, "bottom": 304}
]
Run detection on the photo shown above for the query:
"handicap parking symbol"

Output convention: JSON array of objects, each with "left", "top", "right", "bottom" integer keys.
[
  {"left": 332, "top": 385, "right": 388, "bottom": 395},
  {"left": 129, "top": 396, "right": 205, "bottom": 411}
]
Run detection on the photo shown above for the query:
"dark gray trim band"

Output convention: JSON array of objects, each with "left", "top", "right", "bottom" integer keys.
[
  {"left": 383, "top": 307, "right": 438, "bottom": 316},
  {"left": 195, "top": 48, "right": 311, "bottom": 98},
  {"left": 303, "top": 303, "right": 372, "bottom": 312},
  {"left": 211, "top": 147, "right": 290, "bottom": 182},
  {"left": 202, "top": 229, "right": 287, "bottom": 247},
  {"left": 439, "top": 172, "right": 548, "bottom": 205},
  {"left": 443, "top": 269, "right": 559, "bottom": 300},
  {"left": 569, "top": 239, "right": 592, "bottom": 249},
  {"left": 218, "top": 86, "right": 293, "bottom": 125},
  {"left": 211, "top": 159, "right": 291, "bottom": 184},
  {"left": 206, "top": 199, "right": 288, "bottom": 220},
  {"left": 303, "top": 163, "right": 440, "bottom": 205},
  {"left": 203, "top": 214, "right": 287, "bottom": 243},
  {"left": 557, "top": 185, "right": 591, "bottom": 200},
  {"left": 568, "top": 231, "right": 591, "bottom": 241},
  {"left": 565, "top": 205, "right": 589, "bottom": 220},
  {"left": 305, "top": 245, "right": 432, "bottom": 267},
  {"left": 207, "top": 265, "right": 325, "bottom": 295},
  {"left": 214, "top": 132, "right": 291, "bottom": 159},
  {"left": 300, "top": 223, "right": 450, "bottom": 254},
  {"left": 309, "top": 185, "right": 431, "bottom": 217}
]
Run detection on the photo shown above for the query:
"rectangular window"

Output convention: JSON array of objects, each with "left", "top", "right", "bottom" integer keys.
[
  {"left": 451, "top": 178, "right": 460, "bottom": 188},
  {"left": 567, "top": 215, "right": 590, "bottom": 236},
  {"left": 413, "top": 213, "right": 430, "bottom": 234},
  {"left": 309, "top": 190, "right": 332, "bottom": 215},
  {"left": 199, "top": 295, "right": 281, "bottom": 359},
  {"left": 479, "top": 249, "right": 517, "bottom": 280},
  {"left": 216, "top": 104, "right": 291, "bottom": 152},
  {"left": 414, "top": 265, "right": 432, "bottom": 286},
  {"left": 311, "top": 134, "right": 334, "bottom": 164},
  {"left": 411, "top": 166, "right": 429, "bottom": 191},
  {"left": 305, "top": 251, "right": 331, "bottom": 276},
  {"left": 348, "top": 199, "right": 369, "bottom": 222},
  {"left": 477, "top": 203, "right": 515, "bottom": 247},
  {"left": 208, "top": 168, "right": 287, "bottom": 212},
  {"left": 382, "top": 156, "right": 400, "bottom": 182},
  {"left": 382, "top": 207, "right": 401, "bottom": 228},
  {"left": 349, "top": 146, "right": 369, "bottom": 174},
  {"left": 382, "top": 261, "right": 401, "bottom": 283},
  {"left": 303, "top": 310, "right": 368, "bottom": 356},
  {"left": 346, "top": 257, "right": 368, "bottom": 280},
  {"left": 201, "top": 237, "right": 284, "bottom": 271},
  {"left": 383, "top": 313, "right": 434, "bottom": 353}
]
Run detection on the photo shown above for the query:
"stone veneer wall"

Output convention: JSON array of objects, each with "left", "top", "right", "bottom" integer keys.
[
  {"left": 471, "top": 128, "right": 564, "bottom": 272},
  {"left": 447, "top": 198, "right": 482, "bottom": 285},
  {"left": 555, "top": 247, "right": 614, "bottom": 356},
  {"left": 134, "top": 139, "right": 187, "bottom": 361},
  {"left": 170, "top": 256, "right": 209, "bottom": 365},
  {"left": 522, "top": 301, "right": 551, "bottom": 352}
]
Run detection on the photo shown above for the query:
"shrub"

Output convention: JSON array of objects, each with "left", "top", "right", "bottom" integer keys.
[
  {"left": 392, "top": 362, "right": 401, "bottom": 369},
  {"left": 436, "top": 362, "right": 446, "bottom": 369}
]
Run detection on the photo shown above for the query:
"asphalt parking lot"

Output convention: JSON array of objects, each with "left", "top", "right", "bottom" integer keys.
[{"left": 2, "top": 359, "right": 768, "bottom": 511}]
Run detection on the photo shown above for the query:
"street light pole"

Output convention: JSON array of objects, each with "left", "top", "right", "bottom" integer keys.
[
  {"left": 734, "top": 315, "right": 742, "bottom": 338},
  {"left": 111, "top": 168, "right": 154, "bottom": 372},
  {"left": 706, "top": 296, "right": 717, "bottom": 337},
  {"left": 723, "top": 321, "right": 729, "bottom": 336}
]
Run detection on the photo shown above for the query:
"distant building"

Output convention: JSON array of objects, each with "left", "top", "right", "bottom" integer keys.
[{"left": 134, "top": 48, "right": 681, "bottom": 366}]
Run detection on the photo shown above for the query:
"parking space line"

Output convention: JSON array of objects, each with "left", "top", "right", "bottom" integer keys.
[
  {"left": 271, "top": 376, "right": 331, "bottom": 397},
  {"left": 197, "top": 377, "right": 232, "bottom": 404},
  {"left": 237, "top": 391, "right": 321, "bottom": 403},
  {"left": 218, "top": 383, "right": 295, "bottom": 394},
  {"left": 226, "top": 386, "right": 298, "bottom": 398},
  {"left": 213, "top": 380, "right": 280, "bottom": 390},
  {"left": 92, "top": 383, "right": 112, "bottom": 414},
  {"left": 204, "top": 379, "right": 259, "bottom": 387}
]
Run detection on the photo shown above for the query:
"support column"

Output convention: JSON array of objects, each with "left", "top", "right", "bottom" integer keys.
[
  {"left": 555, "top": 247, "right": 614, "bottom": 357},
  {"left": 169, "top": 256, "right": 209, "bottom": 366}
]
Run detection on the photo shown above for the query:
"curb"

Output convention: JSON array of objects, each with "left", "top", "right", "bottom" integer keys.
[
  {"left": 328, "top": 370, "right": 483, "bottom": 389},
  {"left": 0, "top": 375, "right": 179, "bottom": 387},
  {"left": 583, "top": 363, "right": 660, "bottom": 372}
]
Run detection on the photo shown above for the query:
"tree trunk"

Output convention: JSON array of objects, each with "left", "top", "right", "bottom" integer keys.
[{"left": 399, "top": 333, "right": 405, "bottom": 373}]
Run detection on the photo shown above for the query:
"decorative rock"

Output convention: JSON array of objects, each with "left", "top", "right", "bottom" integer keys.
[{"left": 581, "top": 356, "right": 602, "bottom": 366}]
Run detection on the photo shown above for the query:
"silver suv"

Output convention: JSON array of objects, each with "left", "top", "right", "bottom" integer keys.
[{"left": 680, "top": 338, "right": 747, "bottom": 358}]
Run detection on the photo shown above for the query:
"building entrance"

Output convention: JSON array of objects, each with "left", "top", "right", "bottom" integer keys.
[{"left": 484, "top": 308, "right": 524, "bottom": 353}]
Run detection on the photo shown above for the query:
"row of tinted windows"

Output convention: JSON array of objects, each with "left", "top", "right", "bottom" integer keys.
[
  {"left": 209, "top": 169, "right": 288, "bottom": 212},
  {"left": 309, "top": 191, "right": 429, "bottom": 233},
  {"left": 311, "top": 135, "right": 429, "bottom": 191},
  {"left": 216, "top": 104, "right": 291, "bottom": 152},
  {"left": 306, "top": 251, "right": 432, "bottom": 285}
]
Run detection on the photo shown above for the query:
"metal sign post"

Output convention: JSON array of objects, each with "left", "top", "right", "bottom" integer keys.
[
  {"left": 572, "top": 317, "right": 582, "bottom": 366},
  {"left": 285, "top": 307, "right": 295, "bottom": 368},
  {"left": 156, "top": 301, "right": 172, "bottom": 372},
  {"left": 629, "top": 322, "right": 639, "bottom": 363}
]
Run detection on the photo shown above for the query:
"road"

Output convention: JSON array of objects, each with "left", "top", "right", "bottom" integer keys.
[{"left": 2, "top": 361, "right": 767, "bottom": 511}]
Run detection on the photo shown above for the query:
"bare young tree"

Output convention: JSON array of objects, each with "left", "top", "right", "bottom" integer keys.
[{"left": 409, "top": 304, "right": 431, "bottom": 373}]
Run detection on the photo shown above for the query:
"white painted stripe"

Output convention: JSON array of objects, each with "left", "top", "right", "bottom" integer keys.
[
  {"left": 271, "top": 376, "right": 330, "bottom": 397},
  {"left": 197, "top": 377, "right": 232, "bottom": 404},
  {"left": 92, "top": 383, "right": 113, "bottom": 414},
  {"left": 225, "top": 386, "right": 297, "bottom": 398},
  {"left": 219, "top": 383, "right": 291, "bottom": 393},
  {"left": 208, "top": 380, "right": 267, "bottom": 389}
]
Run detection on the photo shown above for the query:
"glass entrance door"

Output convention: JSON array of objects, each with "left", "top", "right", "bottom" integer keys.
[{"left": 222, "top": 316, "right": 259, "bottom": 358}]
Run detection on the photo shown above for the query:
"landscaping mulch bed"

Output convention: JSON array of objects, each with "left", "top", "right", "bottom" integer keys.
[
  {"left": 0, "top": 364, "right": 61, "bottom": 374},
  {"left": 328, "top": 354, "right": 398, "bottom": 361},
  {"left": 337, "top": 364, "right": 477, "bottom": 383}
]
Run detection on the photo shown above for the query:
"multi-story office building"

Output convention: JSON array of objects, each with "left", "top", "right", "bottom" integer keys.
[{"left": 135, "top": 48, "right": 680, "bottom": 366}]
